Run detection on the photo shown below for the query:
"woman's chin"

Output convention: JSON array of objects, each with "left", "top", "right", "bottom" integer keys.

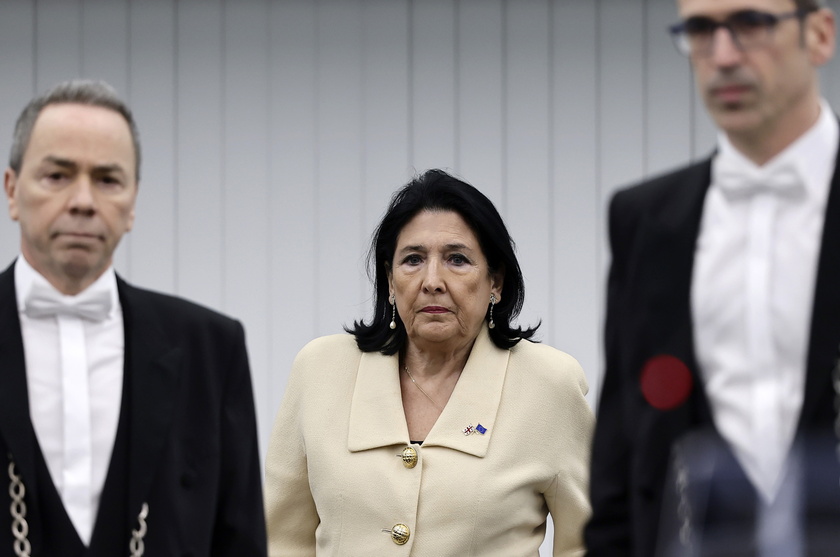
[{"left": 410, "top": 323, "right": 465, "bottom": 345}]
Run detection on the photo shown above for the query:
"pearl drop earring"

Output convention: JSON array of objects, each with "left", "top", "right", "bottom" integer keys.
[{"left": 389, "top": 295, "right": 397, "bottom": 330}]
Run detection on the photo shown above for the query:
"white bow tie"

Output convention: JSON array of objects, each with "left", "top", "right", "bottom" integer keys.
[
  {"left": 715, "top": 157, "right": 804, "bottom": 199},
  {"left": 23, "top": 282, "right": 113, "bottom": 321}
]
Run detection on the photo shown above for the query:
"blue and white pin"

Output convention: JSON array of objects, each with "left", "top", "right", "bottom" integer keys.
[{"left": 463, "top": 423, "right": 488, "bottom": 436}]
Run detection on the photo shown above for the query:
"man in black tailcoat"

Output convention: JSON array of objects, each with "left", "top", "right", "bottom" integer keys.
[{"left": 0, "top": 80, "right": 267, "bottom": 556}]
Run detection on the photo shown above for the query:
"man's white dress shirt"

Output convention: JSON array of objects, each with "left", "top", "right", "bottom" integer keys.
[
  {"left": 692, "top": 100, "right": 839, "bottom": 503},
  {"left": 15, "top": 256, "right": 124, "bottom": 545}
]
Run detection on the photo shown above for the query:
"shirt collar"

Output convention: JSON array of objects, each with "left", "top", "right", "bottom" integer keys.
[
  {"left": 14, "top": 255, "right": 120, "bottom": 318},
  {"left": 714, "top": 99, "right": 839, "bottom": 199}
]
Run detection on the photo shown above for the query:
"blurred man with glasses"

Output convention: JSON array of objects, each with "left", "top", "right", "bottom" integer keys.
[{"left": 586, "top": 1, "right": 837, "bottom": 555}]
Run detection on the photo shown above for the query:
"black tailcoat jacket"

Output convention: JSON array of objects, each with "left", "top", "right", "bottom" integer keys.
[
  {"left": 585, "top": 143, "right": 840, "bottom": 557},
  {"left": 0, "top": 262, "right": 267, "bottom": 556}
]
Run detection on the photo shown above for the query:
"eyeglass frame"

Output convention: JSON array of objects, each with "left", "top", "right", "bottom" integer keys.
[{"left": 668, "top": 7, "right": 817, "bottom": 57}]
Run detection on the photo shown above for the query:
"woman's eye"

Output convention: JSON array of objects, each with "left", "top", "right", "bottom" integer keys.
[
  {"left": 450, "top": 254, "right": 468, "bottom": 265},
  {"left": 404, "top": 254, "right": 422, "bottom": 265}
]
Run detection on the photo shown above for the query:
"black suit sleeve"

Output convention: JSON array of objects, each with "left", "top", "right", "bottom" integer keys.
[
  {"left": 210, "top": 321, "right": 268, "bottom": 556},
  {"left": 585, "top": 190, "right": 637, "bottom": 556}
]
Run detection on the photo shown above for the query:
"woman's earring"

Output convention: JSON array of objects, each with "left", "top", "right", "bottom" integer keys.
[
  {"left": 389, "top": 295, "right": 397, "bottom": 330},
  {"left": 488, "top": 294, "right": 497, "bottom": 329}
]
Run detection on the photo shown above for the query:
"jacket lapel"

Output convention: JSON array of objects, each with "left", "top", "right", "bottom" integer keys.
[
  {"left": 117, "top": 279, "right": 182, "bottom": 518},
  {"left": 642, "top": 159, "right": 714, "bottom": 425},
  {"left": 799, "top": 140, "right": 840, "bottom": 430},
  {"left": 423, "top": 327, "right": 508, "bottom": 457},
  {"left": 347, "top": 327, "right": 507, "bottom": 458},
  {"left": 628, "top": 161, "right": 717, "bottom": 496},
  {"left": 347, "top": 349, "right": 409, "bottom": 451},
  {"left": 0, "top": 263, "right": 41, "bottom": 505}
]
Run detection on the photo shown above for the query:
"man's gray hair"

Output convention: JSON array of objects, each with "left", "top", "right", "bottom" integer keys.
[{"left": 9, "top": 79, "right": 141, "bottom": 180}]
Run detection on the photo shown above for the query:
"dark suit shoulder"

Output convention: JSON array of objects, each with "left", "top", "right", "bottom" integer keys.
[
  {"left": 608, "top": 158, "right": 712, "bottom": 254},
  {"left": 116, "top": 279, "right": 243, "bottom": 336},
  {"left": 611, "top": 158, "right": 712, "bottom": 216}
]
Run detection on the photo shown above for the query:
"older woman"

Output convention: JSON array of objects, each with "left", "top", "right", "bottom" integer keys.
[{"left": 264, "top": 169, "right": 593, "bottom": 556}]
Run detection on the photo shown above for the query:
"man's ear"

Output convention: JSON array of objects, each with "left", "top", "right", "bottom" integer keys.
[
  {"left": 806, "top": 8, "right": 836, "bottom": 66},
  {"left": 4, "top": 168, "right": 19, "bottom": 222},
  {"left": 125, "top": 183, "right": 139, "bottom": 232}
]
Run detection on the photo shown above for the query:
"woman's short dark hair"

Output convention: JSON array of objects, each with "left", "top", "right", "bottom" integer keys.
[{"left": 347, "top": 169, "right": 538, "bottom": 354}]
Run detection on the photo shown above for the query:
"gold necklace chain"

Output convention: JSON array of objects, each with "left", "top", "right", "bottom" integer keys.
[{"left": 404, "top": 366, "right": 443, "bottom": 411}]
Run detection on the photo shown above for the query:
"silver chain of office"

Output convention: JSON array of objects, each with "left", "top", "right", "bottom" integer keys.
[
  {"left": 7, "top": 459, "right": 148, "bottom": 556},
  {"left": 673, "top": 446, "right": 693, "bottom": 548},
  {"left": 8, "top": 462, "right": 30, "bottom": 557},
  {"left": 129, "top": 503, "right": 149, "bottom": 557}
]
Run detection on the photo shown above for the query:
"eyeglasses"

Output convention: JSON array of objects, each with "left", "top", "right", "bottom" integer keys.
[{"left": 668, "top": 8, "right": 816, "bottom": 57}]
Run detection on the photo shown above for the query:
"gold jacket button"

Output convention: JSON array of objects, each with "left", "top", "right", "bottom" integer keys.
[
  {"left": 397, "top": 446, "right": 418, "bottom": 468},
  {"left": 388, "top": 523, "right": 410, "bottom": 545}
]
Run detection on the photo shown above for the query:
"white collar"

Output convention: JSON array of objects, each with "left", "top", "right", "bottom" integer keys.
[
  {"left": 14, "top": 255, "right": 120, "bottom": 319},
  {"left": 714, "top": 99, "right": 839, "bottom": 199}
]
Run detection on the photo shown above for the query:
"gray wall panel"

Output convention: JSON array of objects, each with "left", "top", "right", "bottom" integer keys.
[
  {"left": 600, "top": 0, "right": 646, "bottom": 196},
  {"left": 458, "top": 0, "right": 504, "bottom": 203},
  {"left": 223, "top": 0, "right": 272, "bottom": 439},
  {"left": 645, "top": 0, "right": 693, "bottom": 177},
  {"left": 81, "top": 0, "right": 129, "bottom": 82},
  {"left": 316, "top": 0, "right": 366, "bottom": 336},
  {"left": 505, "top": 0, "right": 554, "bottom": 342},
  {"left": 553, "top": 1, "right": 600, "bottom": 401},
  {"left": 267, "top": 0, "right": 320, "bottom": 416},
  {"left": 176, "top": 0, "right": 225, "bottom": 310},
  {"left": 361, "top": 0, "right": 412, "bottom": 239},
  {"left": 35, "top": 0, "right": 82, "bottom": 89},
  {"left": 128, "top": 0, "right": 177, "bottom": 292},
  {"left": 411, "top": 0, "right": 458, "bottom": 171},
  {"left": 0, "top": 0, "right": 35, "bottom": 260}
]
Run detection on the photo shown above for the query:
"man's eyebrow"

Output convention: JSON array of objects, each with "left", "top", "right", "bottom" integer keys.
[
  {"left": 42, "top": 156, "right": 77, "bottom": 169},
  {"left": 92, "top": 164, "right": 127, "bottom": 175},
  {"left": 41, "top": 157, "right": 127, "bottom": 175}
]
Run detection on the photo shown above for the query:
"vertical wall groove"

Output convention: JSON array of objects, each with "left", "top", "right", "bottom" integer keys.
[
  {"left": 32, "top": 0, "right": 39, "bottom": 95},
  {"left": 642, "top": 0, "right": 649, "bottom": 178},
  {"left": 453, "top": 0, "right": 461, "bottom": 171},
  {"left": 500, "top": 0, "right": 509, "bottom": 214},
  {"left": 547, "top": 0, "right": 556, "bottom": 348},
  {"left": 265, "top": 0, "right": 275, "bottom": 395},
  {"left": 594, "top": 0, "right": 604, "bottom": 403},
  {"left": 172, "top": 0, "right": 180, "bottom": 292},
  {"left": 125, "top": 0, "right": 134, "bottom": 277},
  {"left": 407, "top": 0, "right": 415, "bottom": 169},
  {"left": 219, "top": 0, "right": 226, "bottom": 310},
  {"left": 80, "top": 0, "right": 86, "bottom": 77},
  {"left": 310, "top": 0, "right": 320, "bottom": 341}
]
